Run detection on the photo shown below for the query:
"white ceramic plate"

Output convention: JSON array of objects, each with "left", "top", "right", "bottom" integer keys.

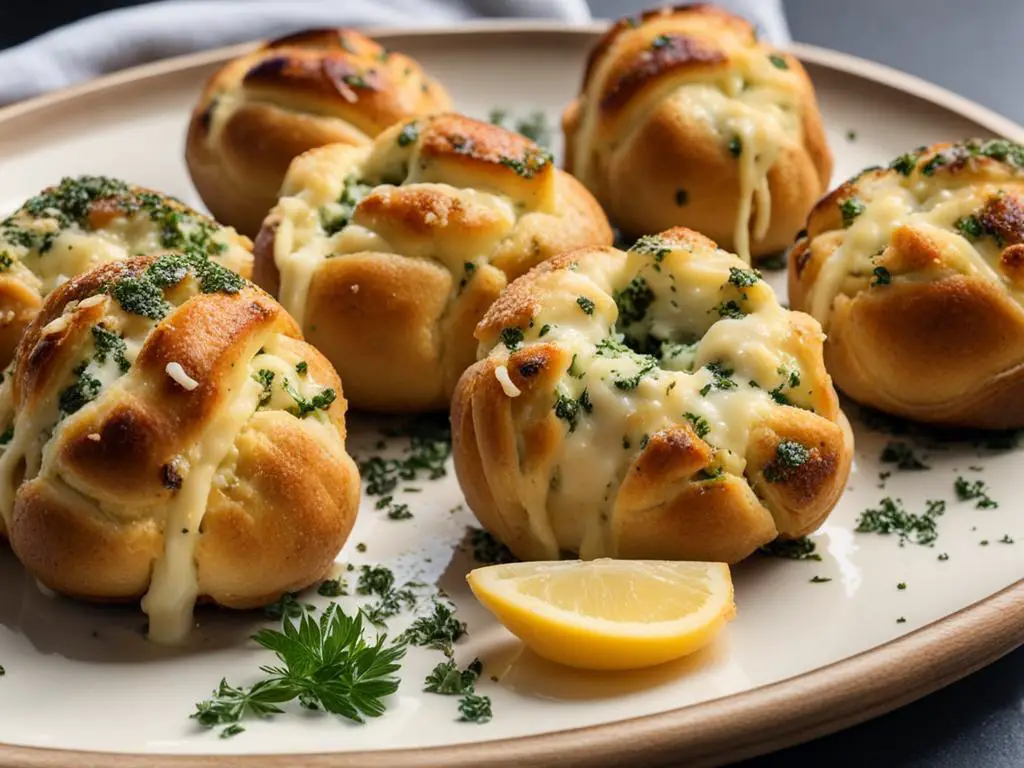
[{"left": 0, "top": 22, "right": 1022, "bottom": 768}]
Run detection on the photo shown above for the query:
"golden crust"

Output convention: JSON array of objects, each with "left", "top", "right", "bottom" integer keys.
[
  {"left": 254, "top": 113, "right": 612, "bottom": 413},
  {"left": 563, "top": 5, "right": 831, "bottom": 260},
  {"left": 0, "top": 254, "right": 359, "bottom": 614},
  {"left": 789, "top": 139, "right": 1024, "bottom": 427},
  {"left": 185, "top": 28, "right": 452, "bottom": 236},
  {"left": 0, "top": 177, "right": 253, "bottom": 371},
  {"left": 452, "top": 227, "right": 851, "bottom": 564}
]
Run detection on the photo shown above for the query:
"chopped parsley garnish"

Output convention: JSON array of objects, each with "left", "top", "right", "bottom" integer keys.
[
  {"left": 651, "top": 34, "right": 673, "bottom": 49},
  {"left": 261, "top": 592, "right": 305, "bottom": 621},
  {"left": 468, "top": 527, "right": 516, "bottom": 565},
  {"left": 768, "top": 54, "right": 788, "bottom": 69},
  {"left": 611, "top": 356, "right": 657, "bottom": 391},
  {"left": 759, "top": 536, "right": 822, "bottom": 561},
  {"left": 356, "top": 565, "right": 396, "bottom": 598},
  {"left": 809, "top": 576, "right": 832, "bottom": 583},
  {"left": 425, "top": 658, "right": 482, "bottom": 695},
  {"left": 880, "top": 441, "right": 928, "bottom": 470},
  {"left": 728, "top": 135, "right": 742, "bottom": 158},
  {"left": 59, "top": 362, "right": 102, "bottom": 416},
  {"left": 614, "top": 276, "right": 655, "bottom": 326},
  {"left": 855, "top": 496, "right": 943, "bottom": 546},
  {"left": 538, "top": 324, "right": 551, "bottom": 337},
  {"left": 498, "top": 147, "right": 553, "bottom": 179},
  {"left": 191, "top": 605, "right": 405, "bottom": 736},
  {"left": 871, "top": 266, "right": 891, "bottom": 286},
  {"left": 762, "top": 440, "right": 811, "bottom": 482},
  {"left": 359, "top": 415, "right": 451, "bottom": 497},
  {"left": 954, "top": 476, "right": 998, "bottom": 508},
  {"left": 317, "top": 579, "right": 346, "bottom": 597},
  {"left": 91, "top": 325, "right": 130, "bottom": 373},
  {"left": 1000, "top": 534, "right": 1015, "bottom": 544},
  {"left": 889, "top": 153, "right": 917, "bottom": 176},
  {"left": 110, "top": 274, "right": 169, "bottom": 319},
  {"left": 553, "top": 389, "right": 592, "bottom": 432},
  {"left": 282, "top": 379, "right": 335, "bottom": 417},
  {"left": 727, "top": 267, "right": 761, "bottom": 287},
  {"left": 457, "top": 694, "right": 492, "bottom": 724},
  {"left": 684, "top": 412, "right": 710, "bottom": 439},
  {"left": 699, "top": 361, "right": 737, "bottom": 397},
  {"left": 897, "top": 581, "right": 907, "bottom": 590},
  {"left": 403, "top": 602, "right": 466, "bottom": 651},
  {"left": 397, "top": 122, "right": 419, "bottom": 147},
  {"left": 107, "top": 250, "right": 244, "bottom": 320},
  {"left": 295, "top": 361, "right": 308, "bottom": 376},
  {"left": 253, "top": 369, "right": 275, "bottom": 405},
  {"left": 500, "top": 327, "right": 524, "bottom": 350},
  {"left": 675, "top": 189, "right": 688, "bottom": 206},
  {"left": 321, "top": 175, "right": 372, "bottom": 235},
  {"left": 954, "top": 214, "right": 984, "bottom": 240},
  {"left": 714, "top": 300, "right": 746, "bottom": 319},
  {"left": 631, "top": 235, "right": 671, "bottom": 262},
  {"left": 576, "top": 296, "right": 596, "bottom": 315},
  {"left": 839, "top": 198, "right": 866, "bottom": 227}
]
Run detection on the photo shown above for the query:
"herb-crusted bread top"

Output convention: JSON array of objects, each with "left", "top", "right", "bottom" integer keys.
[
  {"left": 562, "top": 5, "right": 831, "bottom": 261},
  {"left": 0, "top": 175, "right": 253, "bottom": 369},
  {"left": 453, "top": 227, "right": 852, "bottom": 564},
  {"left": 254, "top": 112, "right": 612, "bottom": 412},
  {"left": 0, "top": 252, "right": 358, "bottom": 644},
  {"left": 789, "top": 139, "right": 1024, "bottom": 427},
  {"left": 186, "top": 27, "right": 453, "bottom": 235}
]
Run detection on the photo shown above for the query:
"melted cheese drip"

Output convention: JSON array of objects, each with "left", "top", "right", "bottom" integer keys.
[
  {"left": 142, "top": 375, "right": 262, "bottom": 644},
  {"left": 806, "top": 180, "right": 1007, "bottom": 328}
]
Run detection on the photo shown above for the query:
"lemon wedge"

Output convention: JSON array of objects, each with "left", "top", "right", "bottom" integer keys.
[{"left": 467, "top": 559, "right": 735, "bottom": 671}]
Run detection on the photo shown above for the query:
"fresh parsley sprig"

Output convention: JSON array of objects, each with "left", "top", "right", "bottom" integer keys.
[{"left": 191, "top": 605, "right": 406, "bottom": 737}]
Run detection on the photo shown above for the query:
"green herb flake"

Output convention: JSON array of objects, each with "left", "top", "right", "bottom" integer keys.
[
  {"left": 809, "top": 575, "right": 832, "bottom": 583},
  {"left": 768, "top": 54, "right": 788, "bottom": 70},
  {"left": 727, "top": 267, "right": 761, "bottom": 288},
  {"left": 871, "top": 266, "right": 891, "bottom": 286},
  {"left": 880, "top": 441, "right": 928, "bottom": 470},
  {"left": 500, "top": 327, "right": 524, "bottom": 350},
  {"left": 457, "top": 694, "right": 492, "bottom": 724},
  {"left": 897, "top": 581, "right": 907, "bottom": 590},
  {"left": 683, "top": 412, "right": 711, "bottom": 439},
  {"left": 397, "top": 122, "right": 419, "bottom": 147},
  {"left": 889, "top": 153, "right": 917, "bottom": 176},
  {"left": 59, "top": 362, "right": 102, "bottom": 416},
  {"left": 839, "top": 198, "right": 866, "bottom": 227},
  {"left": 576, "top": 296, "right": 596, "bottom": 315},
  {"left": 855, "top": 497, "right": 942, "bottom": 546},
  {"left": 253, "top": 369, "right": 275, "bottom": 406},
  {"left": 954, "top": 476, "right": 998, "bottom": 508},
  {"left": 714, "top": 300, "right": 746, "bottom": 320},
  {"left": 728, "top": 136, "right": 742, "bottom": 158},
  {"left": 469, "top": 527, "right": 516, "bottom": 565},
  {"left": 763, "top": 439, "right": 811, "bottom": 483},
  {"left": 295, "top": 361, "right": 308, "bottom": 376},
  {"left": 614, "top": 276, "right": 655, "bottom": 326},
  {"left": 91, "top": 325, "right": 130, "bottom": 373},
  {"left": 403, "top": 602, "right": 466, "bottom": 651},
  {"left": 954, "top": 214, "right": 985, "bottom": 240},
  {"left": 317, "top": 579, "right": 346, "bottom": 597},
  {"left": 759, "top": 536, "right": 821, "bottom": 561}
]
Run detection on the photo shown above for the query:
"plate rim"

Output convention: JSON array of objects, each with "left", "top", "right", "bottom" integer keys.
[{"left": 0, "top": 21, "right": 1022, "bottom": 768}]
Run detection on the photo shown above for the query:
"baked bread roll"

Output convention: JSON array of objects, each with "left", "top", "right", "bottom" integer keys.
[
  {"left": 186, "top": 28, "right": 453, "bottom": 236},
  {"left": 0, "top": 175, "right": 253, "bottom": 369},
  {"left": 452, "top": 227, "right": 852, "bottom": 563},
  {"left": 0, "top": 252, "right": 359, "bottom": 644},
  {"left": 254, "top": 113, "right": 613, "bottom": 412},
  {"left": 790, "top": 139, "right": 1024, "bottom": 427},
  {"left": 563, "top": 5, "right": 832, "bottom": 262}
]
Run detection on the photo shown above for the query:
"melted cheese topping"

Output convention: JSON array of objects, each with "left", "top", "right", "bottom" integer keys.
[
  {"left": 272, "top": 145, "right": 527, "bottom": 332},
  {"left": 142, "top": 375, "right": 261, "bottom": 644},
  {"left": 484, "top": 238, "right": 820, "bottom": 559},
  {"left": 805, "top": 177, "right": 1015, "bottom": 328}
]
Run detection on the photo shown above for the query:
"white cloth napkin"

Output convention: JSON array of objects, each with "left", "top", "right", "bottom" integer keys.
[{"left": 0, "top": 0, "right": 790, "bottom": 105}]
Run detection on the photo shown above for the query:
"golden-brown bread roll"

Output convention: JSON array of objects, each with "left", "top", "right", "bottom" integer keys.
[
  {"left": 0, "top": 175, "right": 253, "bottom": 370},
  {"left": 254, "top": 112, "right": 613, "bottom": 413},
  {"left": 452, "top": 227, "right": 852, "bottom": 564},
  {"left": 186, "top": 28, "right": 453, "bottom": 236},
  {"left": 563, "top": 5, "right": 832, "bottom": 262},
  {"left": 0, "top": 252, "right": 359, "bottom": 643},
  {"left": 790, "top": 139, "right": 1024, "bottom": 428}
]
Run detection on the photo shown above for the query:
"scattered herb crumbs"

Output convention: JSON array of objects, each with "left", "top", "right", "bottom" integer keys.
[
  {"left": 683, "top": 412, "right": 711, "bottom": 439},
  {"left": 538, "top": 324, "right": 551, "bottom": 337},
  {"left": 763, "top": 440, "right": 811, "bottom": 483},
  {"left": 576, "top": 296, "right": 596, "bottom": 315},
  {"left": 425, "top": 658, "right": 482, "bottom": 695},
  {"left": 295, "top": 361, "right": 308, "bottom": 376},
  {"left": 317, "top": 579, "right": 346, "bottom": 597},
  {"left": 1000, "top": 534, "right": 1015, "bottom": 544},
  {"left": 980, "top": 539, "right": 990, "bottom": 546},
  {"left": 500, "top": 327, "right": 524, "bottom": 350},
  {"left": 457, "top": 694, "right": 492, "bottom": 724},
  {"left": 954, "top": 476, "right": 998, "bottom": 508},
  {"left": 839, "top": 198, "right": 865, "bottom": 227},
  {"left": 855, "top": 497, "right": 941, "bottom": 546},
  {"left": 897, "top": 617, "right": 907, "bottom": 624},
  {"left": 357, "top": 566, "right": 395, "bottom": 597},
  {"left": 846, "top": 130, "right": 857, "bottom": 142},
  {"left": 870, "top": 266, "right": 891, "bottom": 286},
  {"left": 897, "top": 582, "right": 907, "bottom": 590},
  {"left": 219, "top": 724, "right": 245, "bottom": 739},
  {"left": 889, "top": 153, "right": 916, "bottom": 175},
  {"left": 727, "top": 266, "right": 761, "bottom": 287},
  {"left": 262, "top": 592, "right": 305, "bottom": 621},
  {"left": 468, "top": 527, "right": 516, "bottom": 565},
  {"left": 938, "top": 552, "right": 950, "bottom": 561},
  {"left": 404, "top": 602, "right": 466, "bottom": 651},
  {"left": 769, "top": 54, "right": 788, "bottom": 69},
  {"left": 759, "top": 536, "right": 821, "bottom": 561},
  {"left": 728, "top": 135, "right": 742, "bottom": 158},
  {"left": 356, "top": 543, "right": 367, "bottom": 553},
  {"left": 359, "top": 415, "right": 451, "bottom": 497},
  {"left": 191, "top": 605, "right": 405, "bottom": 736},
  {"left": 880, "top": 441, "right": 928, "bottom": 470},
  {"left": 809, "top": 576, "right": 832, "bottom": 583}
]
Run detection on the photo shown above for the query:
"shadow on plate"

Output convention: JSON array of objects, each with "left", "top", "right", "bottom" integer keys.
[{"left": 0, "top": 542, "right": 265, "bottom": 663}]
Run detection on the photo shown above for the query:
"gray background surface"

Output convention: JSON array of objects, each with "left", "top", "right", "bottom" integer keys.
[{"left": 1, "top": 1, "right": 1023, "bottom": 766}]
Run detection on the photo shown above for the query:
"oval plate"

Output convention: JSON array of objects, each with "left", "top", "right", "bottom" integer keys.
[{"left": 0, "top": 21, "right": 1021, "bottom": 768}]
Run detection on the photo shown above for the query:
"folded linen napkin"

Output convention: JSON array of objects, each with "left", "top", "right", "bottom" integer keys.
[{"left": 0, "top": 0, "right": 790, "bottom": 105}]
